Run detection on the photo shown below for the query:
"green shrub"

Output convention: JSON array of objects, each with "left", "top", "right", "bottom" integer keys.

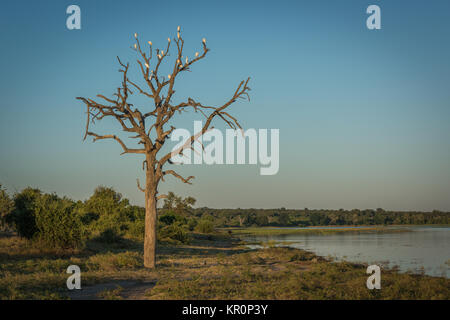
[
  {"left": 126, "top": 220, "right": 145, "bottom": 240},
  {"left": 158, "top": 212, "right": 187, "bottom": 225},
  {"left": 8, "top": 187, "right": 42, "bottom": 239},
  {"left": 158, "top": 222, "right": 190, "bottom": 244},
  {"left": 0, "top": 185, "right": 14, "bottom": 230},
  {"left": 187, "top": 218, "right": 197, "bottom": 231},
  {"left": 82, "top": 186, "right": 133, "bottom": 237},
  {"left": 94, "top": 228, "right": 123, "bottom": 244},
  {"left": 34, "top": 194, "right": 83, "bottom": 249},
  {"left": 195, "top": 219, "right": 214, "bottom": 234}
]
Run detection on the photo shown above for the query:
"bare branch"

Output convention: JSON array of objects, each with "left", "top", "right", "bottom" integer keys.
[
  {"left": 136, "top": 178, "right": 145, "bottom": 192},
  {"left": 77, "top": 28, "right": 250, "bottom": 199},
  {"left": 157, "top": 194, "right": 168, "bottom": 201},
  {"left": 86, "top": 132, "right": 146, "bottom": 155},
  {"left": 162, "top": 170, "right": 195, "bottom": 184}
]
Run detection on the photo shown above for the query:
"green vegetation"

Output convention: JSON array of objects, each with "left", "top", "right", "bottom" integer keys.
[
  {"left": 0, "top": 232, "right": 448, "bottom": 300},
  {"left": 190, "top": 207, "right": 450, "bottom": 227},
  {"left": 0, "top": 185, "right": 212, "bottom": 250},
  {"left": 1, "top": 185, "right": 449, "bottom": 251},
  {"left": 0, "top": 184, "right": 448, "bottom": 300},
  {"left": 226, "top": 226, "right": 408, "bottom": 237}
]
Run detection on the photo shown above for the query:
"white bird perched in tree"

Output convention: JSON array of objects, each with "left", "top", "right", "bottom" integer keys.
[
  {"left": 168, "top": 74, "right": 171, "bottom": 80},
  {"left": 185, "top": 56, "right": 188, "bottom": 64},
  {"left": 177, "top": 32, "right": 180, "bottom": 39},
  {"left": 161, "top": 50, "right": 164, "bottom": 55},
  {"left": 134, "top": 43, "right": 137, "bottom": 49},
  {"left": 195, "top": 52, "right": 199, "bottom": 57},
  {"left": 148, "top": 41, "right": 152, "bottom": 46},
  {"left": 202, "top": 38, "right": 206, "bottom": 44},
  {"left": 168, "top": 37, "right": 171, "bottom": 42},
  {"left": 157, "top": 54, "right": 161, "bottom": 59},
  {"left": 145, "top": 63, "right": 149, "bottom": 69},
  {"left": 134, "top": 33, "right": 138, "bottom": 38},
  {"left": 177, "top": 26, "right": 180, "bottom": 32}
]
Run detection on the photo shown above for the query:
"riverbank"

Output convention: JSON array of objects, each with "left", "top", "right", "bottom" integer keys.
[
  {"left": 0, "top": 231, "right": 449, "bottom": 299},
  {"left": 225, "top": 225, "right": 410, "bottom": 237}
]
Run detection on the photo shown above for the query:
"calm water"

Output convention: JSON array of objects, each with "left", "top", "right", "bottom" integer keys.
[{"left": 247, "top": 226, "right": 450, "bottom": 278}]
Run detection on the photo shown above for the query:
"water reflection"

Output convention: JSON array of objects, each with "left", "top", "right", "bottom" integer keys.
[{"left": 247, "top": 226, "right": 450, "bottom": 278}]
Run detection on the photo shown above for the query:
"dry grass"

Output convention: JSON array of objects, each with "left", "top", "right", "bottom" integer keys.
[{"left": 0, "top": 232, "right": 448, "bottom": 300}]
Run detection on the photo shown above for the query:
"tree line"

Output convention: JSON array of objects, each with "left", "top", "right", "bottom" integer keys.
[
  {"left": 0, "top": 185, "right": 213, "bottom": 250},
  {"left": 193, "top": 207, "right": 449, "bottom": 227},
  {"left": 1, "top": 184, "right": 448, "bottom": 251}
]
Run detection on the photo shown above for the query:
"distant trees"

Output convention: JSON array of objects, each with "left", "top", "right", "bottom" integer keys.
[
  {"left": 278, "top": 212, "right": 291, "bottom": 226},
  {"left": 255, "top": 215, "right": 269, "bottom": 226},
  {"left": 1, "top": 183, "right": 449, "bottom": 250},
  {"left": 162, "top": 192, "right": 196, "bottom": 215}
]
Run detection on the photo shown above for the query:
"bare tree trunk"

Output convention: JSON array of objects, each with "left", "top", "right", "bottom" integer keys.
[
  {"left": 144, "top": 164, "right": 157, "bottom": 268},
  {"left": 77, "top": 29, "right": 250, "bottom": 269}
]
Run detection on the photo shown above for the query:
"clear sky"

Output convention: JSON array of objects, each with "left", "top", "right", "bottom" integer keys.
[{"left": 1, "top": 0, "right": 449, "bottom": 211}]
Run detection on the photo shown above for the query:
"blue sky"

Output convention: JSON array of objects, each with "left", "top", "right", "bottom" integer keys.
[{"left": 0, "top": 0, "right": 449, "bottom": 210}]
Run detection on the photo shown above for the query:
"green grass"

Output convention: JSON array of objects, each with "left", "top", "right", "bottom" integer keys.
[
  {"left": 0, "top": 231, "right": 448, "bottom": 300},
  {"left": 224, "top": 226, "right": 409, "bottom": 237}
]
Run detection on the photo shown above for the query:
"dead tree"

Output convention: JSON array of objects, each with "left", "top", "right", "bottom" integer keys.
[{"left": 77, "top": 27, "right": 250, "bottom": 268}]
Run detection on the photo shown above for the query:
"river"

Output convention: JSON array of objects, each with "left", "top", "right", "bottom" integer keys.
[{"left": 246, "top": 226, "right": 450, "bottom": 278}]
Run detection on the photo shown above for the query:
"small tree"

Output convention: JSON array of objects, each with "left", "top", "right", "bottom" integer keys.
[
  {"left": 34, "top": 194, "right": 83, "bottom": 249},
  {"left": 9, "top": 187, "right": 42, "bottom": 239},
  {"left": 0, "top": 185, "right": 14, "bottom": 230},
  {"left": 77, "top": 27, "right": 250, "bottom": 268},
  {"left": 162, "top": 191, "right": 196, "bottom": 215}
]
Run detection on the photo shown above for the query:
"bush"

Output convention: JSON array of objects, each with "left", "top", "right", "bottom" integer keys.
[
  {"left": 34, "top": 194, "right": 83, "bottom": 249},
  {"left": 81, "top": 186, "right": 136, "bottom": 239},
  {"left": 94, "top": 228, "right": 123, "bottom": 244},
  {"left": 159, "top": 212, "right": 187, "bottom": 225},
  {"left": 8, "top": 187, "right": 42, "bottom": 239},
  {"left": 158, "top": 222, "right": 190, "bottom": 244},
  {"left": 187, "top": 218, "right": 197, "bottom": 231},
  {"left": 7, "top": 189, "right": 83, "bottom": 249},
  {"left": 156, "top": 211, "right": 190, "bottom": 244},
  {"left": 0, "top": 185, "right": 14, "bottom": 230},
  {"left": 126, "top": 220, "right": 145, "bottom": 240},
  {"left": 195, "top": 219, "right": 214, "bottom": 234}
]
